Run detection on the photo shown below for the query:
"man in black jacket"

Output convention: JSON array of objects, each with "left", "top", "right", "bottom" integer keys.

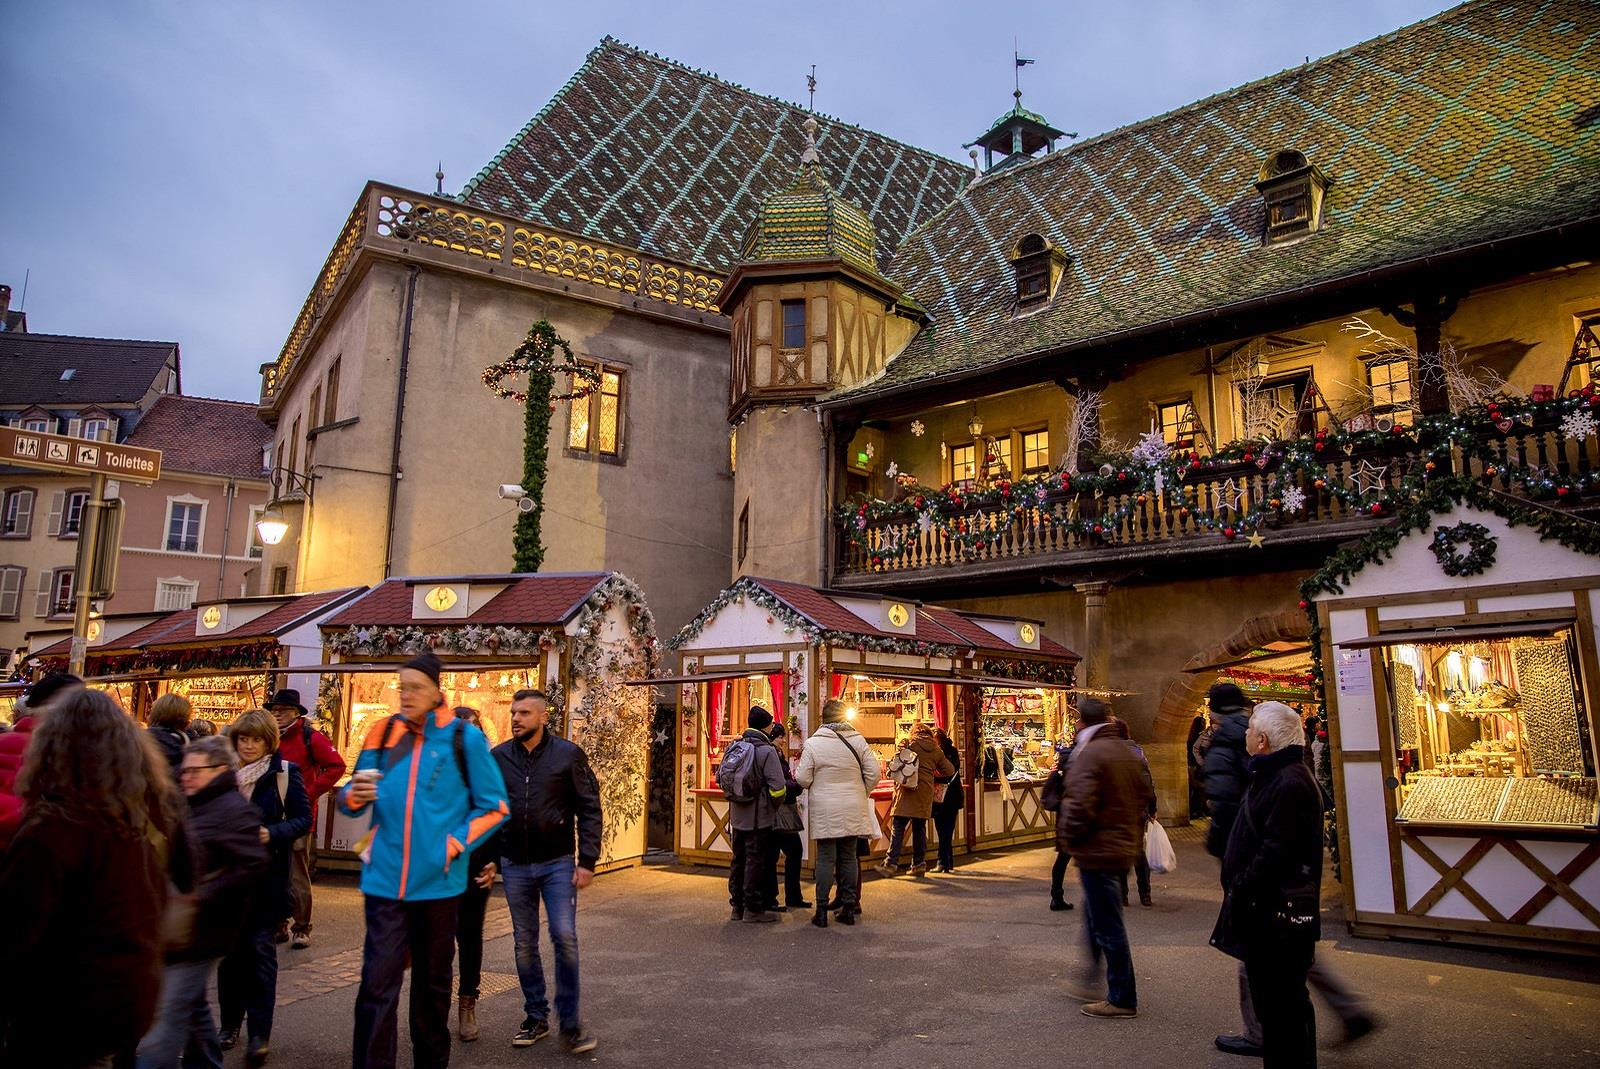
[
  {"left": 477, "top": 689, "right": 601, "bottom": 1056},
  {"left": 1200, "top": 682, "right": 1251, "bottom": 859},
  {"left": 137, "top": 735, "right": 268, "bottom": 1068}
]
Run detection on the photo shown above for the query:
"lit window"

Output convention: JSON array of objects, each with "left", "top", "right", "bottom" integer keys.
[
  {"left": 986, "top": 438, "right": 1013, "bottom": 478},
  {"left": 1022, "top": 430, "right": 1050, "bottom": 473},
  {"left": 729, "top": 430, "right": 737, "bottom": 476},
  {"left": 50, "top": 569, "right": 74, "bottom": 616},
  {"left": 781, "top": 300, "right": 806, "bottom": 349},
  {"left": 950, "top": 443, "right": 977, "bottom": 487},
  {"left": 2, "top": 489, "right": 34, "bottom": 538},
  {"left": 1157, "top": 400, "right": 1196, "bottom": 448},
  {"left": 1367, "top": 356, "right": 1415, "bottom": 426},
  {"left": 61, "top": 491, "right": 89, "bottom": 537},
  {"left": 568, "top": 363, "right": 626, "bottom": 459},
  {"left": 167, "top": 502, "right": 202, "bottom": 553}
]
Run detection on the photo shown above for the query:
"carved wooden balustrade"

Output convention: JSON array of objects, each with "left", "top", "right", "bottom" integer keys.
[
  {"left": 835, "top": 417, "right": 1600, "bottom": 581},
  {"left": 260, "top": 183, "right": 725, "bottom": 410}
]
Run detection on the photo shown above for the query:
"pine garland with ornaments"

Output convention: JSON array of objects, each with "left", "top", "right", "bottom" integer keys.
[{"left": 840, "top": 389, "right": 1600, "bottom": 564}]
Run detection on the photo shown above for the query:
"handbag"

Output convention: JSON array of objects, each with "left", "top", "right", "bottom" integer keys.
[
  {"left": 774, "top": 801, "right": 804, "bottom": 833},
  {"left": 931, "top": 781, "right": 949, "bottom": 804}
]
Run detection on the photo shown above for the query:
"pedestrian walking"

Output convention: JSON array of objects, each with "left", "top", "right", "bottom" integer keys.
[
  {"left": 1186, "top": 712, "right": 1208, "bottom": 819},
  {"left": 268, "top": 687, "right": 347, "bottom": 950},
  {"left": 879, "top": 722, "right": 954, "bottom": 877},
  {"left": 796, "top": 699, "right": 880, "bottom": 928},
  {"left": 0, "top": 687, "right": 176, "bottom": 1068},
  {"left": 1211, "top": 702, "right": 1325, "bottom": 1068},
  {"left": 1057, "top": 698, "right": 1153, "bottom": 1020},
  {"left": 721, "top": 705, "right": 788, "bottom": 923},
  {"left": 0, "top": 671, "right": 82, "bottom": 851},
  {"left": 217, "top": 709, "right": 312, "bottom": 1066},
  {"left": 147, "top": 692, "right": 193, "bottom": 773},
  {"left": 450, "top": 706, "right": 495, "bottom": 1043},
  {"left": 188, "top": 718, "right": 220, "bottom": 740},
  {"left": 1042, "top": 743, "right": 1075, "bottom": 912},
  {"left": 766, "top": 720, "right": 810, "bottom": 911},
  {"left": 475, "top": 689, "right": 601, "bottom": 1054},
  {"left": 339, "top": 652, "right": 509, "bottom": 1069},
  {"left": 1122, "top": 740, "right": 1158, "bottom": 908},
  {"left": 929, "top": 727, "right": 963, "bottom": 873},
  {"left": 137, "top": 735, "right": 268, "bottom": 1069},
  {"left": 1200, "top": 682, "right": 1251, "bottom": 858}
]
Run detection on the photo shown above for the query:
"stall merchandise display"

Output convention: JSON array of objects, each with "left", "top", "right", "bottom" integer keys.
[
  {"left": 167, "top": 674, "right": 268, "bottom": 729},
  {"left": 340, "top": 669, "right": 537, "bottom": 772},
  {"left": 1394, "top": 667, "right": 1420, "bottom": 750},
  {"left": 1512, "top": 637, "right": 1585, "bottom": 774},
  {"left": 1398, "top": 776, "right": 1508, "bottom": 823},
  {"left": 1499, "top": 777, "right": 1599, "bottom": 826}
]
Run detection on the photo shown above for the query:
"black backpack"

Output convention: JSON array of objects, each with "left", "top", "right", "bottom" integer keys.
[{"left": 377, "top": 714, "right": 472, "bottom": 791}]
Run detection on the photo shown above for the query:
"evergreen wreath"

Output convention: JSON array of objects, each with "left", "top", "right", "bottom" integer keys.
[
  {"left": 1429, "top": 521, "right": 1497, "bottom": 577},
  {"left": 481, "top": 322, "right": 602, "bottom": 402}
]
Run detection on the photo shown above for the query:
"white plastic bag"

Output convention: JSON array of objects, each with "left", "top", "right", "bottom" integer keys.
[{"left": 1145, "top": 819, "right": 1177, "bottom": 874}]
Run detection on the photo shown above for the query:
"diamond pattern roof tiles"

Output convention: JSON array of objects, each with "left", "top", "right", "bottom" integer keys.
[
  {"left": 833, "top": 0, "right": 1600, "bottom": 401},
  {"left": 460, "top": 38, "right": 970, "bottom": 274}
]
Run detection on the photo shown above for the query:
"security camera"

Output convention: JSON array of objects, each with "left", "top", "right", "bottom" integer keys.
[
  {"left": 498, "top": 484, "right": 527, "bottom": 500},
  {"left": 517, "top": 497, "right": 537, "bottom": 514}
]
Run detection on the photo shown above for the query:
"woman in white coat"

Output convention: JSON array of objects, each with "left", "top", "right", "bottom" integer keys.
[{"left": 796, "top": 699, "right": 882, "bottom": 928}]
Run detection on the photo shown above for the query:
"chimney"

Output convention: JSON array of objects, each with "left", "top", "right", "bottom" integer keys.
[{"left": 0, "top": 285, "right": 10, "bottom": 326}]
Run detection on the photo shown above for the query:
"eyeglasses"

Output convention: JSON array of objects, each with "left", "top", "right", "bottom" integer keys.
[
  {"left": 179, "top": 764, "right": 224, "bottom": 776},
  {"left": 398, "top": 682, "right": 437, "bottom": 694}
]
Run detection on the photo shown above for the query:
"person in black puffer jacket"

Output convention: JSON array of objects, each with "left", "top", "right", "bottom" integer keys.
[
  {"left": 137, "top": 735, "right": 268, "bottom": 1068},
  {"left": 1211, "top": 702, "right": 1324, "bottom": 1068},
  {"left": 146, "top": 693, "right": 194, "bottom": 775},
  {"left": 1199, "top": 682, "right": 1251, "bottom": 858}
]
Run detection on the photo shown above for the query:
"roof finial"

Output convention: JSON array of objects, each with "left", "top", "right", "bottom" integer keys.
[
  {"left": 800, "top": 114, "right": 820, "bottom": 166},
  {"left": 807, "top": 64, "right": 817, "bottom": 111},
  {"left": 969, "top": 148, "right": 981, "bottom": 183},
  {"left": 435, "top": 162, "right": 445, "bottom": 195}
]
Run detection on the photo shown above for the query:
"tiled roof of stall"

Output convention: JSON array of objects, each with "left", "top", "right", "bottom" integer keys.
[
  {"left": 33, "top": 608, "right": 199, "bottom": 659},
  {"left": 459, "top": 37, "right": 970, "bottom": 274},
  {"left": 34, "top": 589, "right": 366, "bottom": 659},
  {"left": 321, "top": 574, "right": 609, "bottom": 629},
  {"left": 922, "top": 606, "right": 1078, "bottom": 660},
  {"left": 835, "top": 0, "right": 1600, "bottom": 400}
]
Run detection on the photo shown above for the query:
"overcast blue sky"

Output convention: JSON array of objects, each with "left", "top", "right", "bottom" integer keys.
[{"left": 3, "top": 0, "right": 1453, "bottom": 401}]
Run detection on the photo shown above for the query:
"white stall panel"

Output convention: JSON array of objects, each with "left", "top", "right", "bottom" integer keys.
[{"left": 1345, "top": 762, "right": 1396, "bottom": 914}]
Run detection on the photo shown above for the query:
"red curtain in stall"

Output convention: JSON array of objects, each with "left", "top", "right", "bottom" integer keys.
[
  {"left": 707, "top": 680, "right": 729, "bottom": 750},
  {"left": 930, "top": 683, "right": 949, "bottom": 730},
  {"left": 831, "top": 673, "right": 847, "bottom": 698},
  {"left": 767, "top": 672, "right": 787, "bottom": 727}
]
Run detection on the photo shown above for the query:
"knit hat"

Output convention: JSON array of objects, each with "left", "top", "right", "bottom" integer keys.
[
  {"left": 402, "top": 652, "right": 443, "bottom": 687},
  {"left": 24, "top": 672, "right": 83, "bottom": 711},
  {"left": 1207, "top": 682, "right": 1247, "bottom": 712},
  {"left": 748, "top": 706, "right": 773, "bottom": 731}
]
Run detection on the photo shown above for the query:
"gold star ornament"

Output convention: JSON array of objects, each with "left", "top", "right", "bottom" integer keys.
[{"left": 1246, "top": 531, "right": 1266, "bottom": 549}]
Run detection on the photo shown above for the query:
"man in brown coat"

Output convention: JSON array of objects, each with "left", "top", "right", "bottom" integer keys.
[{"left": 1057, "top": 699, "right": 1154, "bottom": 1019}]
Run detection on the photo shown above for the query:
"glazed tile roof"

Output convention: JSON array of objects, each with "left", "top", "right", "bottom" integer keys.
[
  {"left": 123, "top": 396, "right": 272, "bottom": 479},
  {"left": 740, "top": 162, "right": 880, "bottom": 276},
  {"left": 0, "top": 332, "right": 178, "bottom": 406},
  {"left": 321, "top": 574, "right": 609, "bottom": 629},
  {"left": 835, "top": 0, "right": 1600, "bottom": 400},
  {"left": 460, "top": 37, "right": 970, "bottom": 274}
]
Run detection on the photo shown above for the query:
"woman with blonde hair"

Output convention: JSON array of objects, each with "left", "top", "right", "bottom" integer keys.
[
  {"left": 0, "top": 687, "right": 182, "bottom": 1067},
  {"left": 217, "top": 710, "right": 310, "bottom": 1065}
]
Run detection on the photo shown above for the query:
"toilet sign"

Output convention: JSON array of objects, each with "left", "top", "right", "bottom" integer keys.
[{"left": 0, "top": 425, "right": 162, "bottom": 483}]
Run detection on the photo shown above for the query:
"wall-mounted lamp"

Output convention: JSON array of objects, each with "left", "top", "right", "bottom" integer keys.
[{"left": 255, "top": 507, "right": 290, "bottom": 546}]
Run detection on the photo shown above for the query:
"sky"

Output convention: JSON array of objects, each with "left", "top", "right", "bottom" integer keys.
[{"left": 2, "top": 0, "right": 1456, "bottom": 402}]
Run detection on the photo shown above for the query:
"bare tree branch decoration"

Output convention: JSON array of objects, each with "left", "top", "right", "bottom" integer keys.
[
  {"left": 1341, "top": 316, "right": 1517, "bottom": 415},
  {"left": 1062, "top": 389, "right": 1103, "bottom": 472}
]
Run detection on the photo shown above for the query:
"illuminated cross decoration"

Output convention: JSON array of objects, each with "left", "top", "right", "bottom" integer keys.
[{"left": 1351, "top": 460, "right": 1389, "bottom": 496}]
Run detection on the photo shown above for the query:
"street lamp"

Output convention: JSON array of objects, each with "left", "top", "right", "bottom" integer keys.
[{"left": 255, "top": 507, "right": 289, "bottom": 546}]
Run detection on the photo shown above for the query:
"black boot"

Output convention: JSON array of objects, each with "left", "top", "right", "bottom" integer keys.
[
  {"left": 811, "top": 906, "right": 828, "bottom": 928},
  {"left": 1050, "top": 896, "right": 1074, "bottom": 912},
  {"left": 837, "top": 907, "right": 857, "bottom": 926}
]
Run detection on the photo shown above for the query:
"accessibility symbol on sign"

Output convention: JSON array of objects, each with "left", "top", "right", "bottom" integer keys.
[{"left": 45, "top": 440, "right": 70, "bottom": 462}]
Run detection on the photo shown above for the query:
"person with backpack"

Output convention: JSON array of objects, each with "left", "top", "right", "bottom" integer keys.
[
  {"left": 720, "top": 705, "right": 788, "bottom": 923},
  {"left": 339, "top": 653, "right": 509, "bottom": 1069},
  {"left": 878, "top": 721, "right": 953, "bottom": 877},
  {"left": 796, "top": 699, "right": 881, "bottom": 927},
  {"left": 269, "top": 687, "right": 347, "bottom": 949},
  {"left": 217, "top": 709, "right": 311, "bottom": 1065}
]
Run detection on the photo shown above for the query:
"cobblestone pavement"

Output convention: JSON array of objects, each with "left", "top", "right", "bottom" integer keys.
[{"left": 260, "top": 837, "right": 1600, "bottom": 1068}]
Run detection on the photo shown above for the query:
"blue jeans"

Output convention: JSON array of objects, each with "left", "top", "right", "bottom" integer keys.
[
  {"left": 886, "top": 816, "right": 926, "bottom": 868},
  {"left": 502, "top": 856, "right": 581, "bottom": 1033},
  {"left": 136, "top": 958, "right": 223, "bottom": 1069},
  {"left": 1079, "top": 867, "right": 1137, "bottom": 1009}
]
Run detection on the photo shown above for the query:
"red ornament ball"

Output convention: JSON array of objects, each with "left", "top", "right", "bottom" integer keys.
[
  {"left": 1369, "top": 502, "right": 1384, "bottom": 515},
  {"left": 1298, "top": 600, "right": 1309, "bottom": 609},
  {"left": 1223, "top": 527, "right": 1236, "bottom": 539}
]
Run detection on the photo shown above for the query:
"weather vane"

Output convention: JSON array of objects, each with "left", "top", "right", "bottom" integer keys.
[
  {"left": 807, "top": 64, "right": 817, "bottom": 111},
  {"left": 1014, "top": 37, "right": 1035, "bottom": 95}
]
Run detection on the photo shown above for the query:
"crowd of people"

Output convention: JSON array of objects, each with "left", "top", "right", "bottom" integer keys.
[{"left": 0, "top": 657, "right": 1370, "bottom": 1069}]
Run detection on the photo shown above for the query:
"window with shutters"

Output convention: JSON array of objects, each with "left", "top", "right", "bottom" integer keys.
[
  {"left": 165, "top": 498, "right": 205, "bottom": 553},
  {"left": 156, "top": 578, "right": 199, "bottom": 611},
  {"left": 36, "top": 567, "right": 73, "bottom": 617},
  {"left": 287, "top": 417, "right": 300, "bottom": 476},
  {"left": 247, "top": 505, "right": 265, "bottom": 558},
  {"left": 80, "top": 417, "right": 110, "bottom": 441},
  {"left": 2, "top": 488, "right": 34, "bottom": 538},
  {"left": 60, "top": 489, "right": 89, "bottom": 538},
  {"left": 308, "top": 386, "right": 322, "bottom": 432},
  {"left": 0, "top": 566, "right": 23, "bottom": 619},
  {"left": 566, "top": 362, "right": 627, "bottom": 461},
  {"left": 22, "top": 417, "right": 50, "bottom": 434}
]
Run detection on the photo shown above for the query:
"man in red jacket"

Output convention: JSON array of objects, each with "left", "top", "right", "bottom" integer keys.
[
  {"left": 0, "top": 672, "right": 82, "bottom": 852},
  {"left": 270, "top": 687, "right": 346, "bottom": 949}
]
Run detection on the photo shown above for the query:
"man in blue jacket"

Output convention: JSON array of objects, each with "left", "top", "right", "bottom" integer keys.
[{"left": 339, "top": 652, "right": 509, "bottom": 1069}]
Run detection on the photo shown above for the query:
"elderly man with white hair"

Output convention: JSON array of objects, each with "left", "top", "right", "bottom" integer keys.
[{"left": 1210, "top": 701, "right": 1324, "bottom": 1068}]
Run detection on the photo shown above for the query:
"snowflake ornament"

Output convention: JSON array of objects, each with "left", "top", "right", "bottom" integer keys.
[
  {"left": 886, "top": 461, "right": 899, "bottom": 479},
  {"left": 864, "top": 442, "right": 875, "bottom": 461},
  {"left": 1132, "top": 429, "right": 1169, "bottom": 466},
  {"left": 910, "top": 420, "right": 926, "bottom": 437},
  {"left": 917, "top": 511, "right": 934, "bottom": 534},
  {"left": 1281, "top": 486, "right": 1307, "bottom": 513},
  {"left": 1560, "top": 410, "right": 1597, "bottom": 441}
]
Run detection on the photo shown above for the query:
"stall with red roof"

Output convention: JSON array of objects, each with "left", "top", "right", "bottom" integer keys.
[{"left": 667, "top": 576, "right": 1079, "bottom": 868}]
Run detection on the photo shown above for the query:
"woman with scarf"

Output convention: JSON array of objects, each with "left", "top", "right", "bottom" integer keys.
[{"left": 218, "top": 709, "right": 311, "bottom": 1066}]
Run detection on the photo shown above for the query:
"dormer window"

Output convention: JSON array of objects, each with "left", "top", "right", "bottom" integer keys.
[
  {"left": 1009, "top": 234, "right": 1068, "bottom": 314},
  {"left": 1256, "top": 149, "right": 1329, "bottom": 245}
]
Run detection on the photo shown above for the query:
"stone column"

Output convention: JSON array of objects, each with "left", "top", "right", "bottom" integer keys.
[{"left": 1075, "top": 580, "right": 1112, "bottom": 691}]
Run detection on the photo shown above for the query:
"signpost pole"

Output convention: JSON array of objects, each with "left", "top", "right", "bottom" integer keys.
[{"left": 68, "top": 436, "right": 109, "bottom": 677}]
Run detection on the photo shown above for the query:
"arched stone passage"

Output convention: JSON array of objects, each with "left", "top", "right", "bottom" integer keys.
[{"left": 1153, "top": 607, "right": 1311, "bottom": 743}]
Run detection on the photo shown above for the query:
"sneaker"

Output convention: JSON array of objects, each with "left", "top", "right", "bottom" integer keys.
[
  {"left": 1082, "top": 1000, "right": 1137, "bottom": 1019},
  {"left": 512, "top": 1018, "right": 550, "bottom": 1047},
  {"left": 219, "top": 1029, "right": 240, "bottom": 1051},
  {"left": 876, "top": 862, "right": 900, "bottom": 876},
  {"left": 1049, "top": 898, "right": 1074, "bottom": 912},
  {"left": 744, "top": 911, "right": 779, "bottom": 924},
  {"left": 272, "top": 924, "right": 290, "bottom": 945},
  {"left": 245, "top": 1036, "right": 271, "bottom": 1067},
  {"left": 908, "top": 864, "right": 928, "bottom": 877},
  {"left": 561, "top": 1028, "right": 598, "bottom": 1055},
  {"left": 291, "top": 931, "right": 311, "bottom": 949}
]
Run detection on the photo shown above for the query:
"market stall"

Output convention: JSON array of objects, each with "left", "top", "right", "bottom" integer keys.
[
  {"left": 318, "top": 572, "right": 659, "bottom": 871},
  {"left": 1309, "top": 490, "right": 1600, "bottom": 956},
  {"left": 667, "top": 576, "right": 1078, "bottom": 868}
]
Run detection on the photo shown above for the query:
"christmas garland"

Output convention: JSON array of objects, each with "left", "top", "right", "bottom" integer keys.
[
  {"left": 481, "top": 321, "right": 601, "bottom": 403},
  {"left": 324, "top": 623, "right": 561, "bottom": 658},
  {"left": 838, "top": 391, "right": 1600, "bottom": 566},
  {"left": 1430, "top": 521, "right": 1497, "bottom": 577},
  {"left": 978, "top": 657, "right": 1077, "bottom": 687},
  {"left": 39, "top": 639, "right": 282, "bottom": 678}
]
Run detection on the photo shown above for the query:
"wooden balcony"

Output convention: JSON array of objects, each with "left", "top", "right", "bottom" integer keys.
[
  {"left": 833, "top": 415, "right": 1600, "bottom": 591},
  {"left": 259, "top": 182, "right": 726, "bottom": 413}
]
